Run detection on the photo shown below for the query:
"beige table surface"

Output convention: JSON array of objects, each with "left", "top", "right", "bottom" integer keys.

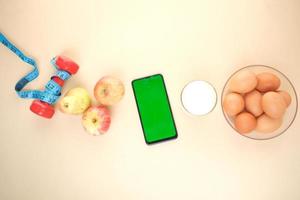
[{"left": 1, "top": 0, "right": 300, "bottom": 200}]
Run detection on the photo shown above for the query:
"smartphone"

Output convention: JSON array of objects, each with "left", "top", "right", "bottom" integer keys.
[{"left": 132, "top": 74, "right": 178, "bottom": 144}]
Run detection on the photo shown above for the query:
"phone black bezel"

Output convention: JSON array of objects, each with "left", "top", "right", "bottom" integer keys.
[{"left": 131, "top": 74, "right": 178, "bottom": 145}]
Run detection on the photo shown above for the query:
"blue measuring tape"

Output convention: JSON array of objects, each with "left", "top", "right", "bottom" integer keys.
[{"left": 0, "top": 32, "right": 71, "bottom": 104}]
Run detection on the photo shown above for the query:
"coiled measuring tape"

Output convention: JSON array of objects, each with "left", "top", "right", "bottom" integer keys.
[{"left": 0, "top": 32, "right": 79, "bottom": 118}]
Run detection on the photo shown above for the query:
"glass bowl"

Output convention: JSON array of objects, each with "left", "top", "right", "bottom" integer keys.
[{"left": 222, "top": 65, "right": 298, "bottom": 140}]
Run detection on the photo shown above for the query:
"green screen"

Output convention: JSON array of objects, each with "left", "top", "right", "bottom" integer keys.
[{"left": 132, "top": 74, "right": 177, "bottom": 144}]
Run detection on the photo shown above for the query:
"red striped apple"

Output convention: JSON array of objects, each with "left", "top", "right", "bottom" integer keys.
[
  {"left": 94, "top": 76, "right": 125, "bottom": 106},
  {"left": 82, "top": 106, "right": 111, "bottom": 135}
]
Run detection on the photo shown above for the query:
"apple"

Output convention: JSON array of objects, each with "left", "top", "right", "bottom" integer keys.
[
  {"left": 94, "top": 76, "right": 125, "bottom": 106},
  {"left": 82, "top": 106, "right": 111, "bottom": 135},
  {"left": 59, "top": 87, "right": 91, "bottom": 114}
]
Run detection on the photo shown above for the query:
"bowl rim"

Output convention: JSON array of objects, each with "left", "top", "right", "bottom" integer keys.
[{"left": 221, "top": 64, "right": 298, "bottom": 140}]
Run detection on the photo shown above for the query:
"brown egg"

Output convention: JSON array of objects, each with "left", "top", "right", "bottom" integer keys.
[
  {"left": 223, "top": 93, "right": 245, "bottom": 116},
  {"left": 256, "top": 72, "right": 281, "bottom": 92},
  {"left": 229, "top": 70, "right": 257, "bottom": 93},
  {"left": 245, "top": 90, "right": 263, "bottom": 117},
  {"left": 262, "top": 92, "right": 286, "bottom": 119},
  {"left": 234, "top": 112, "right": 257, "bottom": 134},
  {"left": 278, "top": 91, "right": 291, "bottom": 107},
  {"left": 256, "top": 114, "right": 282, "bottom": 133}
]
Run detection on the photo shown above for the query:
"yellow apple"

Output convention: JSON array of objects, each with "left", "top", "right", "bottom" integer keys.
[{"left": 59, "top": 87, "right": 91, "bottom": 114}]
